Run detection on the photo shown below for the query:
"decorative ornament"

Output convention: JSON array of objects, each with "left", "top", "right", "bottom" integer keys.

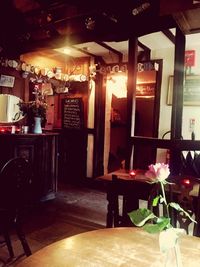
[{"left": 85, "top": 17, "right": 95, "bottom": 30}]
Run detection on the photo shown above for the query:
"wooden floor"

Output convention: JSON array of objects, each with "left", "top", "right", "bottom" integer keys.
[{"left": 0, "top": 182, "right": 108, "bottom": 266}]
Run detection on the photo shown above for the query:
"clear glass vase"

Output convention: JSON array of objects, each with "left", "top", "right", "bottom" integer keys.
[
  {"left": 159, "top": 229, "right": 183, "bottom": 267},
  {"left": 163, "top": 243, "right": 182, "bottom": 267},
  {"left": 33, "top": 117, "right": 42, "bottom": 134}
]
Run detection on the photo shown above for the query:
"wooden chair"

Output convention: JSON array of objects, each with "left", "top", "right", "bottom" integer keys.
[
  {"left": 0, "top": 157, "right": 32, "bottom": 261},
  {"left": 106, "top": 174, "right": 154, "bottom": 227},
  {"left": 168, "top": 176, "right": 200, "bottom": 236}
]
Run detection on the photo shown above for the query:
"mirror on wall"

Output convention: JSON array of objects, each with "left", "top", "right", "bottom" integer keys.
[{"left": 0, "top": 94, "right": 24, "bottom": 123}]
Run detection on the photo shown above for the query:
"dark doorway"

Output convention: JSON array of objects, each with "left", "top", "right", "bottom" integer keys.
[
  {"left": 108, "top": 60, "right": 162, "bottom": 172},
  {"left": 134, "top": 70, "right": 157, "bottom": 137},
  {"left": 108, "top": 96, "right": 127, "bottom": 172},
  {"left": 133, "top": 61, "right": 163, "bottom": 169},
  {"left": 135, "top": 98, "right": 155, "bottom": 137}
]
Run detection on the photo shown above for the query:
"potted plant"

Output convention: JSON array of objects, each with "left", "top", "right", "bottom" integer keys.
[
  {"left": 128, "top": 163, "right": 196, "bottom": 267},
  {"left": 18, "top": 91, "right": 47, "bottom": 133}
]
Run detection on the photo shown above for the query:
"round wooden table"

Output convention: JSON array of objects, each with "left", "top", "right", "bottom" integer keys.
[{"left": 16, "top": 227, "right": 200, "bottom": 267}]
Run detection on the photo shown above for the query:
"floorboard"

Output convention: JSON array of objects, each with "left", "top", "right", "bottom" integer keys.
[{"left": 0, "top": 182, "right": 108, "bottom": 266}]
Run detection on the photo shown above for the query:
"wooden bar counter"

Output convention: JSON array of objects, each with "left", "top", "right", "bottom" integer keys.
[
  {"left": 0, "top": 132, "right": 59, "bottom": 201},
  {"left": 16, "top": 227, "right": 200, "bottom": 267}
]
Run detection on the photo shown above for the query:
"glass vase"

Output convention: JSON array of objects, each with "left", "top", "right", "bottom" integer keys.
[
  {"left": 162, "top": 243, "right": 182, "bottom": 267},
  {"left": 159, "top": 229, "right": 183, "bottom": 267},
  {"left": 33, "top": 117, "right": 42, "bottom": 134}
]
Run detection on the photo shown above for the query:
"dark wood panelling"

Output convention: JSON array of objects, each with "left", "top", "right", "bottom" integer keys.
[
  {"left": 0, "top": 133, "right": 59, "bottom": 201},
  {"left": 59, "top": 129, "right": 87, "bottom": 183}
]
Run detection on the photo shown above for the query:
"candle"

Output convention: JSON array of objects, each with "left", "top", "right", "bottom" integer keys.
[
  {"left": 181, "top": 178, "right": 191, "bottom": 186},
  {"left": 129, "top": 170, "right": 136, "bottom": 178}
]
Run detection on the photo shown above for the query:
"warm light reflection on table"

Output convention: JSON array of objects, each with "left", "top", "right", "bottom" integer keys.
[{"left": 16, "top": 227, "right": 200, "bottom": 267}]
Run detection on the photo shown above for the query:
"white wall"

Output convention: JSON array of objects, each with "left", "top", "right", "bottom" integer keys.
[
  {"left": 182, "top": 44, "right": 200, "bottom": 140},
  {"left": 152, "top": 43, "right": 200, "bottom": 141},
  {"left": 151, "top": 47, "right": 174, "bottom": 139},
  {"left": 152, "top": 43, "right": 200, "bottom": 162}
]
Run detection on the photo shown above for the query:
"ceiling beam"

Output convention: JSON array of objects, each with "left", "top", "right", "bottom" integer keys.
[
  {"left": 162, "top": 29, "right": 175, "bottom": 44},
  {"left": 137, "top": 41, "right": 150, "bottom": 52},
  {"left": 71, "top": 45, "right": 105, "bottom": 64},
  {"left": 71, "top": 45, "right": 101, "bottom": 57},
  {"left": 95, "top": 41, "right": 123, "bottom": 63},
  {"left": 71, "top": 45, "right": 98, "bottom": 57}
]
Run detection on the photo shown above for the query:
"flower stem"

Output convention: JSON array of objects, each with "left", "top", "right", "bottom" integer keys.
[{"left": 160, "top": 182, "right": 169, "bottom": 218}]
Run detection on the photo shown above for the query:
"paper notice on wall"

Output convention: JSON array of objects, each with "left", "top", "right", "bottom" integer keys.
[{"left": 0, "top": 75, "right": 15, "bottom": 87}]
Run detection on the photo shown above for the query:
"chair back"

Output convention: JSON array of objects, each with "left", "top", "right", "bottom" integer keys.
[
  {"left": 0, "top": 157, "right": 33, "bottom": 258},
  {"left": 107, "top": 174, "right": 154, "bottom": 227},
  {"left": 0, "top": 157, "right": 33, "bottom": 210},
  {"left": 169, "top": 176, "right": 200, "bottom": 236}
]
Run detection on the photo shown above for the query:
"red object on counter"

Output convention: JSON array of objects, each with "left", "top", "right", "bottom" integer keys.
[
  {"left": 181, "top": 178, "right": 191, "bottom": 187},
  {"left": 129, "top": 170, "right": 136, "bottom": 177}
]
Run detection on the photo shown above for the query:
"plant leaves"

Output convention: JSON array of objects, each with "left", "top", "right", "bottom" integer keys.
[
  {"left": 169, "top": 202, "right": 197, "bottom": 223},
  {"left": 152, "top": 195, "right": 160, "bottom": 207},
  {"left": 128, "top": 208, "right": 156, "bottom": 227},
  {"left": 143, "top": 223, "right": 161, "bottom": 233},
  {"left": 143, "top": 217, "right": 171, "bottom": 234}
]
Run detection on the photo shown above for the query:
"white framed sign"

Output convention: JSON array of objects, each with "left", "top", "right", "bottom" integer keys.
[{"left": 0, "top": 75, "right": 15, "bottom": 87}]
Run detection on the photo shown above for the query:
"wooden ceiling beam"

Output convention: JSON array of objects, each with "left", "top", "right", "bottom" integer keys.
[
  {"left": 95, "top": 41, "right": 123, "bottom": 63},
  {"left": 70, "top": 46, "right": 105, "bottom": 64},
  {"left": 162, "top": 29, "right": 175, "bottom": 44},
  {"left": 137, "top": 41, "right": 150, "bottom": 51},
  {"left": 71, "top": 45, "right": 98, "bottom": 58}
]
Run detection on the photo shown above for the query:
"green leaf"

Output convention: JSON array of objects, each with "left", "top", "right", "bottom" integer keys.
[
  {"left": 143, "top": 217, "right": 171, "bottom": 234},
  {"left": 128, "top": 208, "right": 156, "bottom": 227},
  {"left": 169, "top": 202, "right": 197, "bottom": 223},
  {"left": 157, "top": 216, "right": 171, "bottom": 227},
  {"left": 152, "top": 195, "right": 160, "bottom": 207},
  {"left": 143, "top": 223, "right": 161, "bottom": 233}
]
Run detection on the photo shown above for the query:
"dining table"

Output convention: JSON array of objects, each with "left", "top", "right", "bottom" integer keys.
[
  {"left": 16, "top": 227, "right": 200, "bottom": 267},
  {"left": 97, "top": 168, "right": 200, "bottom": 228}
]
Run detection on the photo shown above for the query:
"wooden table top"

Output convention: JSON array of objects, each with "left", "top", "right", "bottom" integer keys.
[
  {"left": 16, "top": 227, "right": 200, "bottom": 267},
  {"left": 98, "top": 168, "right": 200, "bottom": 197},
  {"left": 97, "top": 168, "right": 147, "bottom": 182}
]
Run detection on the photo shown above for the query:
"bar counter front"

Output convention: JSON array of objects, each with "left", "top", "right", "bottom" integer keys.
[{"left": 0, "top": 132, "right": 59, "bottom": 202}]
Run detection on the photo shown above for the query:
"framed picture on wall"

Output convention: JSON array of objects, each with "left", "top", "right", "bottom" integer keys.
[{"left": 167, "top": 75, "right": 200, "bottom": 105}]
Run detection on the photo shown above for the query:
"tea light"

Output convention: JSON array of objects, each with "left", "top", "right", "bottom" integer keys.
[
  {"left": 129, "top": 170, "right": 136, "bottom": 178},
  {"left": 181, "top": 178, "right": 191, "bottom": 186},
  {"left": 11, "top": 126, "right": 16, "bottom": 134}
]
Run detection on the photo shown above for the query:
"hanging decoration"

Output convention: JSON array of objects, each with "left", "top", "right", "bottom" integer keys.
[{"left": 0, "top": 57, "right": 88, "bottom": 84}]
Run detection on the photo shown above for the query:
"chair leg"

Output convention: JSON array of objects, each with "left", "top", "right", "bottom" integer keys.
[
  {"left": 106, "top": 200, "right": 114, "bottom": 228},
  {"left": 15, "top": 222, "right": 31, "bottom": 256},
  {"left": 3, "top": 231, "right": 14, "bottom": 258}
]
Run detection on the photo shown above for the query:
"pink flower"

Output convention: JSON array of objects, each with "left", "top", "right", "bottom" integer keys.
[{"left": 145, "top": 163, "right": 170, "bottom": 183}]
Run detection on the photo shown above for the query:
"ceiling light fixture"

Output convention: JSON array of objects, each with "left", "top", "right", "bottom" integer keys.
[{"left": 63, "top": 48, "right": 71, "bottom": 54}]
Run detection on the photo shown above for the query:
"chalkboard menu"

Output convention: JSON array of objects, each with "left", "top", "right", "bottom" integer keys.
[
  {"left": 136, "top": 83, "right": 155, "bottom": 97},
  {"left": 62, "top": 98, "right": 84, "bottom": 129}
]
